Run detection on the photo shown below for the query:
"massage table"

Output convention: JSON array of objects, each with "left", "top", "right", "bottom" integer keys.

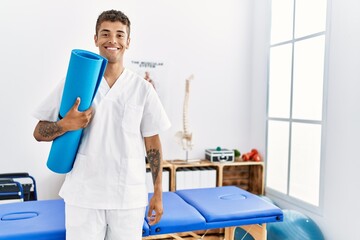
[{"left": 0, "top": 186, "right": 283, "bottom": 240}]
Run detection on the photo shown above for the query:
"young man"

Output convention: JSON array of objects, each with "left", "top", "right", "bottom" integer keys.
[{"left": 33, "top": 10, "right": 171, "bottom": 240}]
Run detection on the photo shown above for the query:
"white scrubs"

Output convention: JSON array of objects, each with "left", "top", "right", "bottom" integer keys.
[
  {"left": 33, "top": 69, "right": 171, "bottom": 239},
  {"left": 65, "top": 205, "right": 146, "bottom": 240}
]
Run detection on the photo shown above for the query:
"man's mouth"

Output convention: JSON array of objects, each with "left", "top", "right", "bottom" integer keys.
[{"left": 105, "top": 47, "right": 120, "bottom": 51}]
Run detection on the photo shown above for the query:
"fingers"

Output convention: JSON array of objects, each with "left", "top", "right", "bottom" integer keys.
[
  {"left": 147, "top": 208, "right": 163, "bottom": 225},
  {"left": 84, "top": 106, "right": 93, "bottom": 115},
  {"left": 147, "top": 208, "right": 154, "bottom": 225},
  {"left": 63, "top": 98, "right": 94, "bottom": 130},
  {"left": 71, "top": 97, "right": 93, "bottom": 117},
  {"left": 72, "top": 98, "right": 93, "bottom": 115},
  {"left": 152, "top": 213, "right": 162, "bottom": 225},
  {"left": 80, "top": 107, "right": 93, "bottom": 128},
  {"left": 72, "top": 97, "right": 81, "bottom": 110}
]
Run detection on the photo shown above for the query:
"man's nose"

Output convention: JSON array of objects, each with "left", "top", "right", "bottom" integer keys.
[{"left": 108, "top": 36, "right": 117, "bottom": 44}]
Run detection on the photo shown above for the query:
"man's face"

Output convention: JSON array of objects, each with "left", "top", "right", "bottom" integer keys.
[{"left": 94, "top": 21, "right": 130, "bottom": 63}]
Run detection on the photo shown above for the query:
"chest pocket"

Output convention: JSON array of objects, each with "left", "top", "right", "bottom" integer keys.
[{"left": 122, "top": 103, "right": 143, "bottom": 134}]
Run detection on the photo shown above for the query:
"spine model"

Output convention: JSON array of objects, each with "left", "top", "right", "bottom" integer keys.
[{"left": 175, "top": 75, "right": 194, "bottom": 151}]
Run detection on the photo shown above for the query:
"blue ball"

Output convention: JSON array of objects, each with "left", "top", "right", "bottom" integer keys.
[
  {"left": 259, "top": 195, "right": 277, "bottom": 206},
  {"left": 234, "top": 227, "right": 255, "bottom": 240},
  {"left": 267, "top": 210, "right": 324, "bottom": 240}
]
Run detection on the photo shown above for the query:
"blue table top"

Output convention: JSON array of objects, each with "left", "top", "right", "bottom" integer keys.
[{"left": 1, "top": 187, "right": 283, "bottom": 239}]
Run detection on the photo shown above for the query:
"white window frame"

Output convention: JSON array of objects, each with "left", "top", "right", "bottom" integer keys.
[{"left": 265, "top": 0, "right": 331, "bottom": 215}]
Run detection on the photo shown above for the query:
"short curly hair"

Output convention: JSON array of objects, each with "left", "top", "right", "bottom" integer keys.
[{"left": 95, "top": 10, "right": 131, "bottom": 37}]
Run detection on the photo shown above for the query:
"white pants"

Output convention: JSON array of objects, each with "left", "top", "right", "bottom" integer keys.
[{"left": 65, "top": 204, "right": 146, "bottom": 240}]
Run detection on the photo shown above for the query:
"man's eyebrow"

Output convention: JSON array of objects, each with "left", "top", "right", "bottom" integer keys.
[{"left": 99, "top": 29, "right": 126, "bottom": 34}]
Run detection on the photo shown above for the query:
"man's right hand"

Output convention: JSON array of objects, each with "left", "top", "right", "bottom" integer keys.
[
  {"left": 33, "top": 97, "right": 93, "bottom": 142},
  {"left": 59, "top": 97, "right": 93, "bottom": 132}
]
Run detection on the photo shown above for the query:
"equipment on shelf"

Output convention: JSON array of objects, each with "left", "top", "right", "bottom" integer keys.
[{"left": 205, "top": 147, "right": 235, "bottom": 162}]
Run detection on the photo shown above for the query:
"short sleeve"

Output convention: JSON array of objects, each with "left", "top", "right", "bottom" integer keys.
[
  {"left": 141, "top": 87, "right": 171, "bottom": 137},
  {"left": 32, "top": 79, "right": 64, "bottom": 122}
]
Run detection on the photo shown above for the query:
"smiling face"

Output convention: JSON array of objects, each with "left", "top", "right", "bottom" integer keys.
[{"left": 94, "top": 21, "right": 130, "bottom": 64}]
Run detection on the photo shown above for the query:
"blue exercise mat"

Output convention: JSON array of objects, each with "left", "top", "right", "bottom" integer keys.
[{"left": 47, "top": 49, "right": 107, "bottom": 174}]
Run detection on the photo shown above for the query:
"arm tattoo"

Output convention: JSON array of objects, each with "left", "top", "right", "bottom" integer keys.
[
  {"left": 147, "top": 148, "right": 161, "bottom": 184},
  {"left": 38, "top": 122, "right": 63, "bottom": 138}
]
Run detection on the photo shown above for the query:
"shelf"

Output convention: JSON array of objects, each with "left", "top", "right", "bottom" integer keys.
[{"left": 166, "top": 160, "right": 264, "bottom": 194}]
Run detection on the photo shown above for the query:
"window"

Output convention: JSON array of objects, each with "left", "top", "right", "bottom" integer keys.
[{"left": 266, "top": 0, "right": 328, "bottom": 211}]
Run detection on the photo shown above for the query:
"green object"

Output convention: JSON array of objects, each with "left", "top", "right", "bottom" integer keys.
[
  {"left": 216, "top": 146, "right": 222, "bottom": 151},
  {"left": 234, "top": 149, "right": 241, "bottom": 157}
]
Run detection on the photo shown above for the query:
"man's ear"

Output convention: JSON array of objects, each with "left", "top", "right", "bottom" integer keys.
[
  {"left": 126, "top": 37, "right": 131, "bottom": 49},
  {"left": 94, "top": 34, "right": 99, "bottom": 47}
]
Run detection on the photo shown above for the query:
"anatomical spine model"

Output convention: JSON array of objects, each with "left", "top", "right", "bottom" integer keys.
[{"left": 175, "top": 75, "right": 194, "bottom": 153}]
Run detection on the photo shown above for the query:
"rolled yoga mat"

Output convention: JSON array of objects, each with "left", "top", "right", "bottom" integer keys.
[{"left": 47, "top": 49, "right": 107, "bottom": 174}]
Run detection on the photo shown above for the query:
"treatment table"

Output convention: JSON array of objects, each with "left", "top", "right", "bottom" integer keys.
[{"left": 0, "top": 186, "right": 283, "bottom": 240}]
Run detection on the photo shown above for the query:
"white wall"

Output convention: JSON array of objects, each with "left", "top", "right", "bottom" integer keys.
[
  {"left": 0, "top": 0, "right": 253, "bottom": 200},
  {"left": 251, "top": 0, "right": 360, "bottom": 239},
  {"left": 3, "top": 0, "right": 358, "bottom": 238}
]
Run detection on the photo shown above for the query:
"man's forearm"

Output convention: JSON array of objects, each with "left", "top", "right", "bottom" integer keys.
[
  {"left": 145, "top": 135, "right": 163, "bottom": 193},
  {"left": 147, "top": 148, "right": 162, "bottom": 185},
  {"left": 33, "top": 120, "right": 66, "bottom": 142},
  {"left": 33, "top": 98, "right": 93, "bottom": 142}
]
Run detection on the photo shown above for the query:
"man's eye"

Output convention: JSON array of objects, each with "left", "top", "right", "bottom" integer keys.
[
  {"left": 101, "top": 33, "right": 108, "bottom": 37},
  {"left": 118, "top": 34, "right": 125, "bottom": 38}
]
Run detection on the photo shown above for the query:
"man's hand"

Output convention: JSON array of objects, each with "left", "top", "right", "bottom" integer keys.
[
  {"left": 33, "top": 97, "right": 93, "bottom": 142},
  {"left": 60, "top": 97, "right": 93, "bottom": 131},
  {"left": 147, "top": 193, "right": 163, "bottom": 225}
]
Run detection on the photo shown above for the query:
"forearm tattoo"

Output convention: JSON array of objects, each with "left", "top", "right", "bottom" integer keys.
[
  {"left": 147, "top": 148, "right": 161, "bottom": 184},
  {"left": 38, "top": 122, "right": 63, "bottom": 138}
]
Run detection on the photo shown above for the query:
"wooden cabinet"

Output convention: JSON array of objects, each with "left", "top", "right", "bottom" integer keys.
[{"left": 161, "top": 159, "right": 264, "bottom": 195}]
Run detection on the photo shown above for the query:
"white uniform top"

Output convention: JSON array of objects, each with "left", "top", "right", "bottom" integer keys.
[{"left": 33, "top": 69, "right": 171, "bottom": 209}]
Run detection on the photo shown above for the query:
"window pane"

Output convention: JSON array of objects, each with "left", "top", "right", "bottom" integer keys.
[
  {"left": 292, "top": 35, "right": 325, "bottom": 121},
  {"left": 271, "top": 0, "right": 294, "bottom": 44},
  {"left": 266, "top": 120, "right": 290, "bottom": 193},
  {"left": 268, "top": 44, "right": 292, "bottom": 118},
  {"left": 295, "top": 0, "right": 327, "bottom": 38},
  {"left": 289, "top": 123, "right": 321, "bottom": 206}
]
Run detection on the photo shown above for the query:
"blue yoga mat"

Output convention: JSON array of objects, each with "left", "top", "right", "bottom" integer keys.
[{"left": 47, "top": 49, "right": 107, "bottom": 174}]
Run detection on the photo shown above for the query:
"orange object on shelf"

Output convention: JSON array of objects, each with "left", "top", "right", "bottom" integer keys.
[
  {"left": 242, "top": 149, "right": 262, "bottom": 161},
  {"left": 252, "top": 153, "right": 262, "bottom": 162}
]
